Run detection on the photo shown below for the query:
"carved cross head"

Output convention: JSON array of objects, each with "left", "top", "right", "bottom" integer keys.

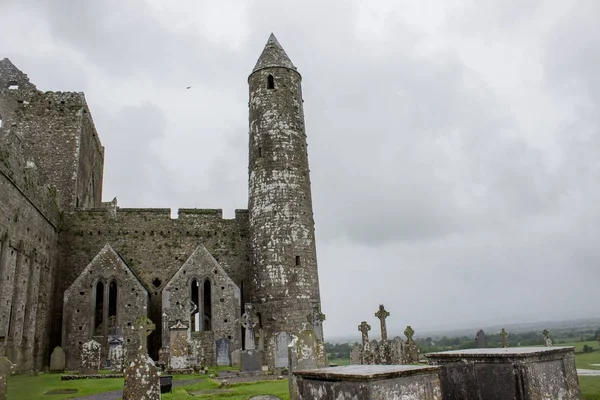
[
  {"left": 358, "top": 321, "right": 371, "bottom": 336},
  {"left": 375, "top": 305, "right": 390, "bottom": 321},
  {"left": 404, "top": 325, "right": 415, "bottom": 341},
  {"left": 542, "top": 329, "right": 550, "bottom": 339},
  {"left": 134, "top": 316, "right": 155, "bottom": 353}
]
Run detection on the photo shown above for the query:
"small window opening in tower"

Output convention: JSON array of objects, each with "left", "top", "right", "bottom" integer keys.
[
  {"left": 108, "top": 280, "right": 118, "bottom": 319},
  {"left": 0, "top": 113, "right": 3, "bottom": 129},
  {"left": 94, "top": 281, "right": 104, "bottom": 335},
  {"left": 267, "top": 74, "right": 275, "bottom": 89},
  {"left": 295, "top": 256, "right": 300, "bottom": 266},
  {"left": 258, "top": 147, "right": 262, "bottom": 158},
  {"left": 203, "top": 279, "right": 212, "bottom": 331},
  {"left": 190, "top": 279, "right": 200, "bottom": 331},
  {"left": 7, "top": 81, "right": 18, "bottom": 90}
]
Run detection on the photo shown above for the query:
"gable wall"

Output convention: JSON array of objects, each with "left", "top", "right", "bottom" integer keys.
[
  {"left": 58, "top": 207, "right": 250, "bottom": 358},
  {"left": 162, "top": 245, "right": 242, "bottom": 354},
  {"left": 62, "top": 246, "right": 149, "bottom": 370}
]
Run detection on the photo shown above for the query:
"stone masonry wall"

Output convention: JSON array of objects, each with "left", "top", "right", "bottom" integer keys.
[
  {"left": 62, "top": 244, "right": 149, "bottom": 370},
  {"left": 58, "top": 207, "right": 250, "bottom": 359},
  {"left": 0, "top": 127, "right": 59, "bottom": 372},
  {"left": 248, "top": 63, "right": 322, "bottom": 341}
]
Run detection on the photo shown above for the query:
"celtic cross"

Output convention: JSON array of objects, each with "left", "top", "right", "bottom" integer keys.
[
  {"left": 374, "top": 305, "right": 390, "bottom": 342},
  {"left": 358, "top": 321, "right": 371, "bottom": 346}
]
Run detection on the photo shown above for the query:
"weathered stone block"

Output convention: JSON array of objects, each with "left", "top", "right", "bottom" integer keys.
[
  {"left": 293, "top": 365, "right": 442, "bottom": 400},
  {"left": 123, "top": 354, "right": 160, "bottom": 400},
  {"left": 80, "top": 340, "right": 101, "bottom": 375},
  {"left": 241, "top": 350, "right": 261, "bottom": 372},
  {"left": 426, "top": 346, "right": 581, "bottom": 400},
  {"left": 49, "top": 346, "right": 65, "bottom": 372}
]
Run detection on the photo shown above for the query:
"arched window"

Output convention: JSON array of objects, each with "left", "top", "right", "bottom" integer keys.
[
  {"left": 94, "top": 281, "right": 104, "bottom": 335},
  {"left": 190, "top": 279, "right": 200, "bottom": 331},
  {"left": 267, "top": 74, "right": 275, "bottom": 89},
  {"left": 108, "top": 281, "right": 118, "bottom": 319},
  {"left": 203, "top": 279, "right": 212, "bottom": 331}
]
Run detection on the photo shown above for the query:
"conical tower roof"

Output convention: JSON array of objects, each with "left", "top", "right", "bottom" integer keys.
[{"left": 252, "top": 33, "right": 297, "bottom": 73}]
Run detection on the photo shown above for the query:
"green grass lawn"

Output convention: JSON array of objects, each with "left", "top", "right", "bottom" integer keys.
[{"left": 7, "top": 372, "right": 289, "bottom": 400}]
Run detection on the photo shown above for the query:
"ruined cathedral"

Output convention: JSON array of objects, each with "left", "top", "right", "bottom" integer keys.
[{"left": 0, "top": 34, "right": 324, "bottom": 371}]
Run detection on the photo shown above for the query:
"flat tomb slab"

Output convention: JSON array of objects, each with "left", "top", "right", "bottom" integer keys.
[
  {"left": 425, "top": 346, "right": 581, "bottom": 400},
  {"left": 293, "top": 365, "right": 442, "bottom": 400},
  {"left": 426, "top": 346, "right": 576, "bottom": 359}
]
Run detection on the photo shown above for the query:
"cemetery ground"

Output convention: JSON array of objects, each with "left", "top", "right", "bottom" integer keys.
[{"left": 6, "top": 367, "right": 290, "bottom": 400}]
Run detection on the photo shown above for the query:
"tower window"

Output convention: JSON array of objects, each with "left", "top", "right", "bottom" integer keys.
[
  {"left": 295, "top": 256, "right": 300, "bottom": 266},
  {"left": 258, "top": 147, "right": 262, "bottom": 158},
  {"left": 0, "top": 113, "right": 3, "bottom": 129},
  {"left": 7, "top": 81, "right": 18, "bottom": 90},
  {"left": 267, "top": 74, "right": 275, "bottom": 89}
]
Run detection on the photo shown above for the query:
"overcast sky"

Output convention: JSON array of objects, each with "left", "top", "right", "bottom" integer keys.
[{"left": 1, "top": 0, "right": 598, "bottom": 341}]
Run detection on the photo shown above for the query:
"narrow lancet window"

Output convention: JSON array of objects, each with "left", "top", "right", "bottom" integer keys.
[
  {"left": 267, "top": 74, "right": 275, "bottom": 89},
  {"left": 94, "top": 281, "right": 104, "bottom": 335},
  {"left": 203, "top": 279, "right": 212, "bottom": 331},
  {"left": 191, "top": 279, "right": 200, "bottom": 331},
  {"left": 108, "top": 281, "right": 118, "bottom": 319}
]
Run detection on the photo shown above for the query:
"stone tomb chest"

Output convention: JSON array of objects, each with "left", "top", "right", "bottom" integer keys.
[
  {"left": 293, "top": 365, "right": 442, "bottom": 400},
  {"left": 425, "top": 346, "right": 581, "bottom": 400}
]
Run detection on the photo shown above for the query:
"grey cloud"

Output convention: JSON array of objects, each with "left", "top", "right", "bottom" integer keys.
[{"left": 94, "top": 102, "right": 176, "bottom": 207}]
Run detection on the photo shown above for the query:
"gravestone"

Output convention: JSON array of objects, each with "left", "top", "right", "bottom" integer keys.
[
  {"left": 108, "top": 337, "right": 125, "bottom": 372},
  {"left": 80, "top": 340, "right": 101, "bottom": 374},
  {"left": 216, "top": 338, "right": 231, "bottom": 366},
  {"left": 49, "top": 346, "right": 65, "bottom": 372},
  {"left": 475, "top": 329, "right": 487, "bottom": 348},
  {"left": 390, "top": 336, "right": 404, "bottom": 364},
  {"left": 543, "top": 329, "right": 553, "bottom": 347},
  {"left": 169, "top": 320, "right": 190, "bottom": 370},
  {"left": 240, "top": 303, "right": 261, "bottom": 372},
  {"left": 369, "top": 339, "right": 381, "bottom": 364},
  {"left": 274, "top": 332, "right": 291, "bottom": 368},
  {"left": 306, "top": 302, "right": 326, "bottom": 341},
  {"left": 500, "top": 328, "right": 508, "bottom": 348},
  {"left": 374, "top": 304, "right": 390, "bottom": 342},
  {"left": 349, "top": 343, "right": 362, "bottom": 365},
  {"left": 231, "top": 349, "right": 241, "bottom": 367},
  {"left": 402, "top": 326, "right": 419, "bottom": 364},
  {"left": 362, "top": 340, "right": 374, "bottom": 365},
  {"left": 0, "top": 357, "right": 15, "bottom": 400},
  {"left": 358, "top": 321, "right": 371, "bottom": 346},
  {"left": 241, "top": 349, "right": 261, "bottom": 372},
  {"left": 123, "top": 316, "right": 160, "bottom": 400},
  {"left": 241, "top": 303, "right": 259, "bottom": 351},
  {"left": 378, "top": 341, "right": 391, "bottom": 365},
  {"left": 288, "top": 330, "right": 328, "bottom": 400}
]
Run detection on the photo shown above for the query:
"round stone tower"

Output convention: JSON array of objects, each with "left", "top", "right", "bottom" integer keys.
[{"left": 247, "top": 34, "right": 323, "bottom": 340}]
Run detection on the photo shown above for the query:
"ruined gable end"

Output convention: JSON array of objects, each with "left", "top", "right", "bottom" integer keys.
[
  {"left": 0, "top": 58, "right": 37, "bottom": 91},
  {"left": 62, "top": 244, "right": 149, "bottom": 370},
  {"left": 162, "top": 244, "right": 241, "bottom": 364}
]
